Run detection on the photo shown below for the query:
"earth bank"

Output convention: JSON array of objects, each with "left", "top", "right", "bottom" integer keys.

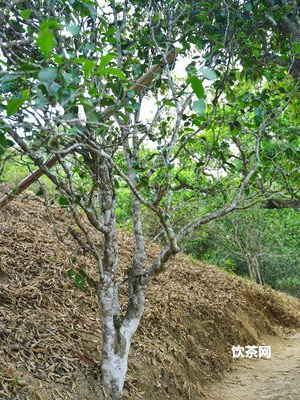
[{"left": 0, "top": 186, "right": 299, "bottom": 399}]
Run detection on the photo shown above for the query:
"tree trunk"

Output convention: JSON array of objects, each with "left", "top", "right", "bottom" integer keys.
[
  {"left": 99, "top": 286, "right": 127, "bottom": 399},
  {"left": 247, "top": 260, "right": 256, "bottom": 282},
  {"left": 253, "top": 256, "right": 264, "bottom": 285},
  {"left": 99, "top": 281, "right": 145, "bottom": 399},
  {"left": 246, "top": 257, "right": 263, "bottom": 285}
]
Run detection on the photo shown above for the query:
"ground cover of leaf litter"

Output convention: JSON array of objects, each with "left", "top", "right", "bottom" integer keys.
[{"left": 0, "top": 184, "right": 299, "bottom": 400}]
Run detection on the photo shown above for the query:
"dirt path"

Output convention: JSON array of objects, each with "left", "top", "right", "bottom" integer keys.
[{"left": 207, "top": 331, "right": 300, "bottom": 400}]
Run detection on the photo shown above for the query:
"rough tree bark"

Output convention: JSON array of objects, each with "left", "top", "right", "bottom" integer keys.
[
  {"left": 264, "top": 198, "right": 300, "bottom": 209},
  {"left": 96, "top": 146, "right": 147, "bottom": 399}
]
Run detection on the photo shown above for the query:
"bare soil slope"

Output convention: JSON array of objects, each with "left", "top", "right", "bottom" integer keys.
[
  {"left": 0, "top": 186, "right": 300, "bottom": 399},
  {"left": 208, "top": 331, "right": 300, "bottom": 400}
]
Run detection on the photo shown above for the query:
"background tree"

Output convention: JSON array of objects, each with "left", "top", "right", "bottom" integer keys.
[
  {"left": 183, "top": 208, "right": 300, "bottom": 297},
  {"left": 0, "top": 0, "right": 299, "bottom": 398}
]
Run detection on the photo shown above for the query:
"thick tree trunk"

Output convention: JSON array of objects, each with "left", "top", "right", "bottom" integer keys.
[
  {"left": 99, "top": 287, "right": 128, "bottom": 399},
  {"left": 99, "top": 281, "right": 145, "bottom": 399},
  {"left": 95, "top": 153, "right": 147, "bottom": 399}
]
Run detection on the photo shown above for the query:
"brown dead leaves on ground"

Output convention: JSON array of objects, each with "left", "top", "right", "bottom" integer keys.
[{"left": 0, "top": 185, "right": 299, "bottom": 400}]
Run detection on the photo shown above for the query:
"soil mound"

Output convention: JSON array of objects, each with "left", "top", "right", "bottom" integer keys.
[{"left": 1, "top": 186, "right": 299, "bottom": 399}]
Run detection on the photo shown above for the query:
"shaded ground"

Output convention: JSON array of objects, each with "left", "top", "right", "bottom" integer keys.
[
  {"left": 0, "top": 185, "right": 300, "bottom": 399},
  {"left": 207, "top": 331, "right": 300, "bottom": 400}
]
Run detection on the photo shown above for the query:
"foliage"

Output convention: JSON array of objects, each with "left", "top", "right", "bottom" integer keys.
[
  {"left": 185, "top": 208, "right": 300, "bottom": 297},
  {"left": 1, "top": 0, "right": 299, "bottom": 397},
  {"left": 1, "top": 152, "right": 55, "bottom": 190}
]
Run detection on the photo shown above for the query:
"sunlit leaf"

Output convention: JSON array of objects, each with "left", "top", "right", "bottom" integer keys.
[
  {"left": 66, "top": 24, "right": 80, "bottom": 36},
  {"left": 193, "top": 99, "right": 206, "bottom": 115},
  {"left": 98, "top": 67, "right": 126, "bottom": 80},
  {"left": 252, "top": 49, "right": 260, "bottom": 57},
  {"left": 188, "top": 75, "right": 205, "bottom": 99},
  {"left": 83, "top": 60, "right": 96, "bottom": 79},
  {"left": 199, "top": 67, "right": 217, "bottom": 80},
  {"left": 21, "top": 9, "right": 32, "bottom": 19},
  {"left": 37, "top": 28, "right": 56, "bottom": 58},
  {"left": 6, "top": 98, "right": 24, "bottom": 116},
  {"left": 99, "top": 53, "right": 117, "bottom": 69}
]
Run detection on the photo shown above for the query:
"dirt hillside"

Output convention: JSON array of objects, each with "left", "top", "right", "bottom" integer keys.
[
  {"left": 0, "top": 186, "right": 300, "bottom": 400},
  {"left": 208, "top": 331, "right": 300, "bottom": 400}
]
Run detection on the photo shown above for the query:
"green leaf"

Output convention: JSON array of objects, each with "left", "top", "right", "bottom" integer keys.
[
  {"left": 266, "top": 14, "right": 277, "bottom": 26},
  {"left": 53, "top": 54, "right": 65, "bottom": 64},
  {"left": 254, "top": 107, "right": 263, "bottom": 126},
  {"left": 99, "top": 67, "right": 126, "bottom": 80},
  {"left": 244, "top": 2, "right": 252, "bottom": 12},
  {"left": 40, "top": 19, "right": 59, "bottom": 30},
  {"left": 38, "top": 67, "right": 57, "bottom": 83},
  {"left": 127, "top": 90, "right": 135, "bottom": 99},
  {"left": 78, "top": 269, "right": 88, "bottom": 278},
  {"left": 249, "top": 170, "right": 259, "bottom": 183},
  {"left": 188, "top": 75, "right": 205, "bottom": 99},
  {"left": 35, "top": 88, "right": 47, "bottom": 108},
  {"left": 58, "top": 196, "right": 69, "bottom": 206},
  {"left": 6, "top": 98, "right": 24, "bottom": 116},
  {"left": 48, "top": 82, "right": 61, "bottom": 97},
  {"left": 135, "top": 175, "right": 149, "bottom": 189},
  {"left": 37, "top": 28, "right": 56, "bottom": 58},
  {"left": 66, "top": 268, "right": 75, "bottom": 278},
  {"left": 1, "top": 74, "right": 18, "bottom": 93},
  {"left": 66, "top": 24, "right": 80, "bottom": 36},
  {"left": 86, "top": 276, "right": 96, "bottom": 287},
  {"left": 255, "top": 107, "right": 262, "bottom": 119},
  {"left": 164, "top": 100, "right": 176, "bottom": 107},
  {"left": 193, "top": 99, "right": 206, "bottom": 115},
  {"left": 292, "top": 41, "right": 300, "bottom": 54},
  {"left": 21, "top": 9, "right": 32, "bottom": 19},
  {"left": 199, "top": 67, "right": 217, "bottom": 80},
  {"left": 0, "top": 133, "right": 12, "bottom": 156},
  {"left": 62, "top": 72, "right": 73, "bottom": 85},
  {"left": 62, "top": 71, "right": 80, "bottom": 85},
  {"left": 74, "top": 273, "right": 85, "bottom": 289},
  {"left": 106, "top": 81, "right": 124, "bottom": 99},
  {"left": 114, "top": 178, "right": 121, "bottom": 189},
  {"left": 82, "top": 60, "right": 96, "bottom": 79},
  {"left": 252, "top": 49, "right": 260, "bottom": 57},
  {"left": 285, "top": 147, "right": 294, "bottom": 159},
  {"left": 263, "top": 70, "right": 272, "bottom": 82},
  {"left": 21, "top": 89, "right": 29, "bottom": 100},
  {"left": 99, "top": 53, "right": 116, "bottom": 69}
]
